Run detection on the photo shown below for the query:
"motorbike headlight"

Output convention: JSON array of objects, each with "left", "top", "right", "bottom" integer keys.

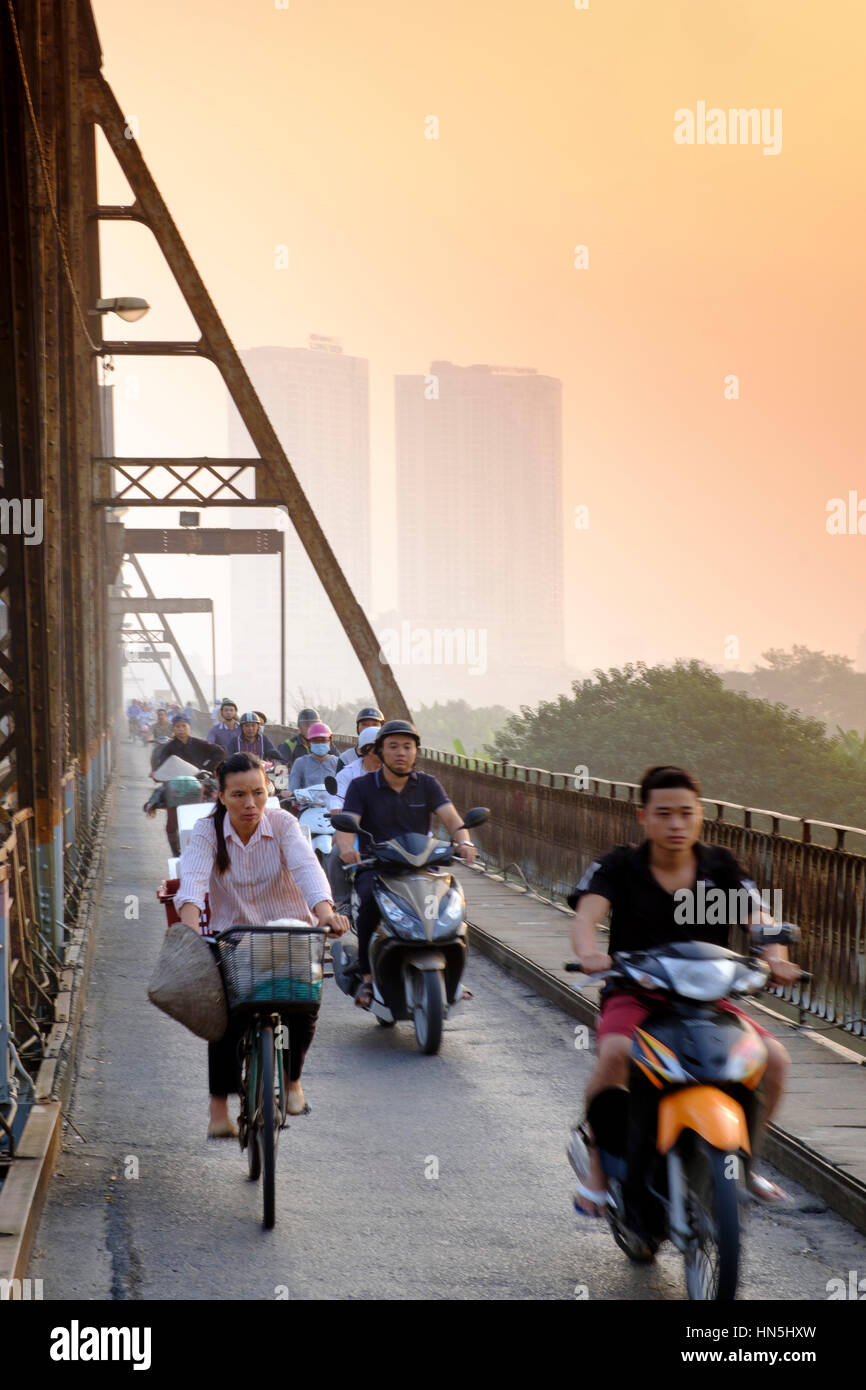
[
  {"left": 665, "top": 959, "right": 737, "bottom": 1001},
  {"left": 433, "top": 889, "right": 465, "bottom": 939},
  {"left": 436, "top": 889, "right": 464, "bottom": 927},
  {"left": 378, "top": 891, "right": 425, "bottom": 939}
]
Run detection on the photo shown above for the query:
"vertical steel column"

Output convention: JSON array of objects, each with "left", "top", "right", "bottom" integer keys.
[
  {"left": 280, "top": 538, "right": 286, "bottom": 726},
  {"left": 64, "top": 0, "right": 100, "bottom": 829},
  {"left": 0, "top": 0, "right": 66, "bottom": 954},
  {"left": 0, "top": 867, "right": 10, "bottom": 1107},
  {"left": 31, "top": 0, "right": 67, "bottom": 951}
]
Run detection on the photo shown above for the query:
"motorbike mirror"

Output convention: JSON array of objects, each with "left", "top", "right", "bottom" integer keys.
[
  {"left": 330, "top": 812, "right": 362, "bottom": 834},
  {"left": 459, "top": 807, "right": 489, "bottom": 830},
  {"left": 324, "top": 775, "right": 339, "bottom": 795}
]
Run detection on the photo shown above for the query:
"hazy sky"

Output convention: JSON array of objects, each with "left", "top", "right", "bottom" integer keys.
[{"left": 95, "top": 0, "right": 866, "bottom": 683}]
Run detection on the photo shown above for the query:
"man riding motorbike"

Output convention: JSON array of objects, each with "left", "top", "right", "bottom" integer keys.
[
  {"left": 227, "top": 712, "right": 286, "bottom": 762},
  {"left": 567, "top": 763, "right": 800, "bottom": 1217},
  {"left": 334, "top": 719, "right": 477, "bottom": 1009},
  {"left": 277, "top": 708, "right": 322, "bottom": 767},
  {"left": 207, "top": 698, "right": 241, "bottom": 752},
  {"left": 151, "top": 715, "right": 225, "bottom": 855},
  {"left": 335, "top": 706, "right": 385, "bottom": 771}
]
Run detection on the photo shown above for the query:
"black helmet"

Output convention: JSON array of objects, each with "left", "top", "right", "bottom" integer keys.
[
  {"left": 297, "top": 707, "right": 319, "bottom": 725},
  {"left": 374, "top": 719, "right": 420, "bottom": 754},
  {"left": 356, "top": 706, "right": 384, "bottom": 729}
]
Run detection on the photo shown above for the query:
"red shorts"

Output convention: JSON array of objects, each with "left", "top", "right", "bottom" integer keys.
[{"left": 597, "top": 990, "right": 774, "bottom": 1043}]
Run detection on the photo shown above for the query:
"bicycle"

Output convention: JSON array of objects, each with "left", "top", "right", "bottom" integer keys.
[{"left": 214, "top": 922, "right": 326, "bottom": 1229}]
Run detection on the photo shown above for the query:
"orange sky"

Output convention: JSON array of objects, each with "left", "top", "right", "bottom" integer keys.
[{"left": 93, "top": 0, "right": 866, "bottom": 678}]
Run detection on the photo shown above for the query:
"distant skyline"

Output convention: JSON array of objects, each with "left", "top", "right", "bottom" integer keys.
[{"left": 98, "top": 0, "right": 865, "bottom": 694}]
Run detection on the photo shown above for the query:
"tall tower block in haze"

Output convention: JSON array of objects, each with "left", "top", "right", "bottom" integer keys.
[
  {"left": 393, "top": 361, "right": 565, "bottom": 707},
  {"left": 227, "top": 337, "right": 371, "bottom": 712}
]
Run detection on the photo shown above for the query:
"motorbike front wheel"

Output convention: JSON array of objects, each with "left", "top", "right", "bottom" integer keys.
[
  {"left": 411, "top": 970, "right": 444, "bottom": 1054},
  {"left": 679, "top": 1137, "right": 740, "bottom": 1301}
]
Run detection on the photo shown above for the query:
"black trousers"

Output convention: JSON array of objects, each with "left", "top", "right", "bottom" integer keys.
[
  {"left": 165, "top": 805, "right": 180, "bottom": 858},
  {"left": 208, "top": 1008, "right": 319, "bottom": 1096},
  {"left": 354, "top": 870, "right": 379, "bottom": 975},
  {"left": 325, "top": 847, "right": 352, "bottom": 911}
]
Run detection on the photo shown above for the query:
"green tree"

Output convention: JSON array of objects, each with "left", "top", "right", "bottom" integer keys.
[
  {"left": 721, "top": 646, "right": 866, "bottom": 731},
  {"left": 487, "top": 659, "right": 866, "bottom": 825}
]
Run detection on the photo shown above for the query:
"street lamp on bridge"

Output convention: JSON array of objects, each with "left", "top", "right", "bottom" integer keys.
[{"left": 91, "top": 296, "right": 150, "bottom": 322}]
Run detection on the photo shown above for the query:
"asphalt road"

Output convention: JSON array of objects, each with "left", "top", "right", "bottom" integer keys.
[{"left": 28, "top": 756, "right": 866, "bottom": 1301}]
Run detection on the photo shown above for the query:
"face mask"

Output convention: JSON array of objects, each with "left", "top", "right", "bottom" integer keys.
[{"left": 310, "top": 742, "right": 330, "bottom": 756}]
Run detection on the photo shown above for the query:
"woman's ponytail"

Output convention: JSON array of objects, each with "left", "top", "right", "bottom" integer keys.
[{"left": 212, "top": 799, "right": 230, "bottom": 876}]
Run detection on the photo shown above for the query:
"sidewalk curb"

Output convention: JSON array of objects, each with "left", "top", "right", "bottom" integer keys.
[
  {"left": 0, "top": 779, "right": 113, "bottom": 1292},
  {"left": 467, "top": 919, "right": 866, "bottom": 1238}
]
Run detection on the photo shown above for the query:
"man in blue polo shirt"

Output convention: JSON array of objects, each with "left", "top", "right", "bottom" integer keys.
[{"left": 335, "top": 719, "right": 477, "bottom": 1008}]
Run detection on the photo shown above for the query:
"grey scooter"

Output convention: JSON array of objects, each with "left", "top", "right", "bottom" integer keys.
[{"left": 328, "top": 806, "right": 488, "bottom": 1054}]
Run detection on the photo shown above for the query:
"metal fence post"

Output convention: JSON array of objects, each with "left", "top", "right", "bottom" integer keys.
[{"left": 33, "top": 824, "right": 64, "bottom": 956}]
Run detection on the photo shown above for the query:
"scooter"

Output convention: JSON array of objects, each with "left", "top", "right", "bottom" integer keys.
[
  {"left": 293, "top": 784, "right": 333, "bottom": 865},
  {"left": 566, "top": 923, "right": 801, "bottom": 1301},
  {"left": 262, "top": 759, "right": 289, "bottom": 799},
  {"left": 328, "top": 807, "right": 488, "bottom": 1054}
]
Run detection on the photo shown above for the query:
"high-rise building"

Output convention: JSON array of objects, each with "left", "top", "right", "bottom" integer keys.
[
  {"left": 393, "top": 360, "right": 565, "bottom": 704},
  {"left": 226, "top": 337, "right": 371, "bottom": 714}
]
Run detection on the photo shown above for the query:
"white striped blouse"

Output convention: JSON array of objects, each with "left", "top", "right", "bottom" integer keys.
[{"left": 174, "top": 807, "right": 333, "bottom": 937}]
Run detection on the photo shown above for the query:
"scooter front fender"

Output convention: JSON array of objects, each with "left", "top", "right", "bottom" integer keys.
[
  {"left": 403, "top": 951, "right": 447, "bottom": 973},
  {"left": 657, "top": 1086, "right": 750, "bottom": 1155}
]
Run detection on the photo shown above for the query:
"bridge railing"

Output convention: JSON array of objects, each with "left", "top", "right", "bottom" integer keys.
[
  {"left": 0, "top": 749, "right": 111, "bottom": 1165},
  {"left": 267, "top": 730, "right": 865, "bottom": 1037},
  {"left": 411, "top": 749, "right": 866, "bottom": 1040}
]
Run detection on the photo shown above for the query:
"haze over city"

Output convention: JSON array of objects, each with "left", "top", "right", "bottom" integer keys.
[{"left": 94, "top": 0, "right": 866, "bottom": 707}]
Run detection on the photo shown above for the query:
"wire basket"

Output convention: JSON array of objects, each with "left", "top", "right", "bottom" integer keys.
[{"left": 215, "top": 923, "right": 326, "bottom": 1013}]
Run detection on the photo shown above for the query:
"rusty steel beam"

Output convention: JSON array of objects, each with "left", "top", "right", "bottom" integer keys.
[
  {"left": 100, "top": 339, "right": 207, "bottom": 356},
  {"left": 96, "top": 498, "right": 286, "bottom": 508},
  {"left": 61, "top": 0, "right": 102, "bottom": 804},
  {"left": 83, "top": 73, "right": 411, "bottom": 722},
  {"left": 96, "top": 464, "right": 261, "bottom": 475},
  {"left": 89, "top": 203, "right": 147, "bottom": 223},
  {"left": 0, "top": 0, "right": 41, "bottom": 818},
  {"left": 110, "top": 597, "right": 213, "bottom": 615},
  {"left": 124, "top": 529, "right": 283, "bottom": 555}
]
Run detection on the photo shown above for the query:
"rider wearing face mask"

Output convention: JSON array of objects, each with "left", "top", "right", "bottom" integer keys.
[{"left": 289, "top": 721, "right": 338, "bottom": 791}]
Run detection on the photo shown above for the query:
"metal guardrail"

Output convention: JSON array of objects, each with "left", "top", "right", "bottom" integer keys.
[
  {"left": 265, "top": 731, "right": 866, "bottom": 1037},
  {"left": 412, "top": 748, "right": 866, "bottom": 1041},
  {"left": 1, "top": 752, "right": 111, "bottom": 1165}
]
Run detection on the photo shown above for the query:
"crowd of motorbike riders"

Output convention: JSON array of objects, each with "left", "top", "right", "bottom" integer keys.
[{"left": 133, "top": 695, "right": 800, "bottom": 1224}]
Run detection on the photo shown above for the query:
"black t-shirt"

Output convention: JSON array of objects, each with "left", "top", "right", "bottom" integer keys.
[
  {"left": 153, "top": 736, "right": 224, "bottom": 775},
  {"left": 568, "top": 840, "right": 763, "bottom": 955},
  {"left": 342, "top": 769, "right": 450, "bottom": 843}
]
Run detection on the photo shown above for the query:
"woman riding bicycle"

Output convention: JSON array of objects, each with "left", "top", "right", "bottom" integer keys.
[{"left": 174, "top": 751, "right": 349, "bottom": 1137}]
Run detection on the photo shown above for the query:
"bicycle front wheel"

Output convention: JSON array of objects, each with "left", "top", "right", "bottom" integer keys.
[
  {"left": 259, "top": 1025, "right": 277, "bottom": 1229},
  {"left": 242, "top": 1027, "right": 261, "bottom": 1181}
]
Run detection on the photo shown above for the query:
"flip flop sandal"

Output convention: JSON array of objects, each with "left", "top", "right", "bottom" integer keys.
[
  {"left": 573, "top": 1181, "right": 615, "bottom": 1218},
  {"left": 747, "top": 1173, "right": 791, "bottom": 1204}
]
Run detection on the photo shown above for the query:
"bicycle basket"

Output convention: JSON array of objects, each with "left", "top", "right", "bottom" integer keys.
[{"left": 216, "top": 922, "right": 325, "bottom": 1012}]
